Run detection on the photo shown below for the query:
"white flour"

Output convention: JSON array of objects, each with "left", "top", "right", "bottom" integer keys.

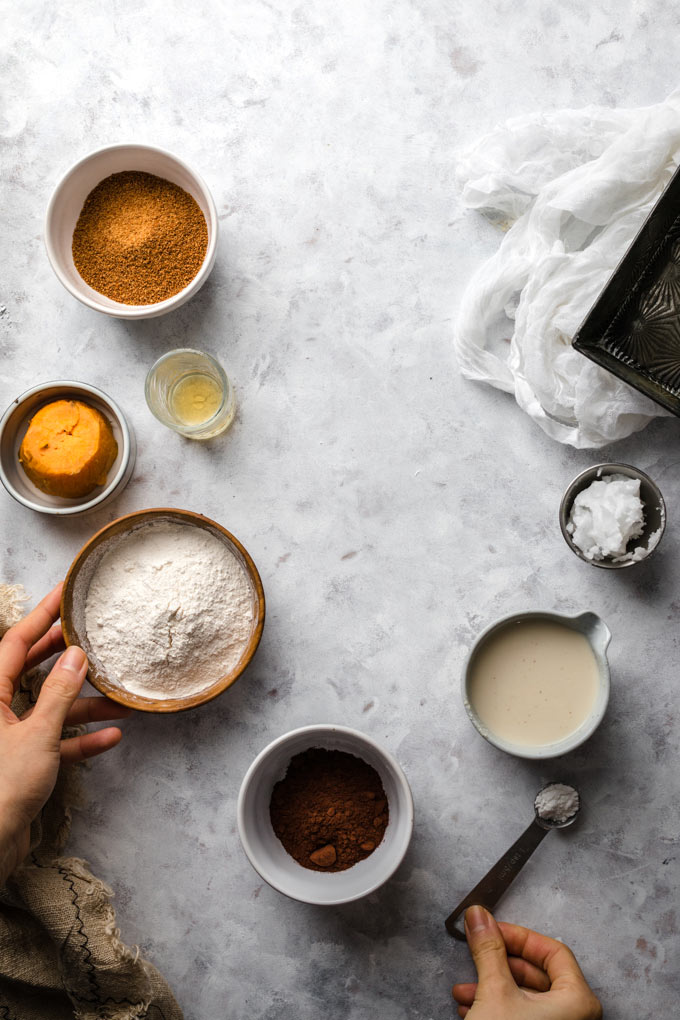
[
  {"left": 85, "top": 522, "right": 255, "bottom": 700},
  {"left": 535, "top": 783, "right": 580, "bottom": 824}
]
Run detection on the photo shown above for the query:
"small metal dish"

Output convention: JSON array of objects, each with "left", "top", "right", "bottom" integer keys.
[
  {"left": 559, "top": 462, "right": 666, "bottom": 569},
  {"left": 61, "top": 508, "right": 266, "bottom": 713},
  {"left": 0, "top": 381, "right": 135, "bottom": 516}
]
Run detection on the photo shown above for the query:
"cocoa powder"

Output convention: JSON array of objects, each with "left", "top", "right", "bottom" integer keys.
[
  {"left": 269, "top": 748, "right": 389, "bottom": 872},
  {"left": 72, "top": 170, "right": 208, "bottom": 305}
]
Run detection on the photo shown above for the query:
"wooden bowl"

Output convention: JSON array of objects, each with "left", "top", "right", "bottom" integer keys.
[{"left": 61, "top": 508, "right": 265, "bottom": 713}]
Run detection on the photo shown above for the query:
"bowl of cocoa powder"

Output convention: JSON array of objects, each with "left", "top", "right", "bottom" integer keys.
[
  {"left": 238, "top": 724, "right": 414, "bottom": 905},
  {"left": 45, "top": 144, "right": 218, "bottom": 319}
]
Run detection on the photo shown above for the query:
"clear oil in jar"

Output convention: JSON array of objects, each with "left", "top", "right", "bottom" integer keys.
[{"left": 169, "top": 372, "right": 223, "bottom": 426}]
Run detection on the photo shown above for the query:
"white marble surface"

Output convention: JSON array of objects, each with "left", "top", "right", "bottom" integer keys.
[{"left": 2, "top": 2, "right": 680, "bottom": 1016}]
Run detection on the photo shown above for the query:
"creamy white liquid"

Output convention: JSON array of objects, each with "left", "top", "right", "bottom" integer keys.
[{"left": 468, "top": 620, "right": 599, "bottom": 746}]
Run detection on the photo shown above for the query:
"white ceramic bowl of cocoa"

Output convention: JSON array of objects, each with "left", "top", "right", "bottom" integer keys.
[
  {"left": 44, "top": 143, "right": 218, "bottom": 320},
  {"left": 237, "top": 724, "right": 414, "bottom": 906}
]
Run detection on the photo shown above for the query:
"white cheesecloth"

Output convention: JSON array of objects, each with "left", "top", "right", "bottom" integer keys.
[{"left": 454, "top": 90, "right": 680, "bottom": 448}]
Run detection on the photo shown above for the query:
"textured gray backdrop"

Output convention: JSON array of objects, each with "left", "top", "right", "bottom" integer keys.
[{"left": 2, "top": 2, "right": 680, "bottom": 1017}]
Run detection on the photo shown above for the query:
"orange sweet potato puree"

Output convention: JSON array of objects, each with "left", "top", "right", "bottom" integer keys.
[{"left": 19, "top": 399, "right": 118, "bottom": 498}]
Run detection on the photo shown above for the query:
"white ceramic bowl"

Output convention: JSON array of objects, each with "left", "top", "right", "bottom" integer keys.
[
  {"left": 45, "top": 143, "right": 218, "bottom": 319},
  {"left": 0, "top": 381, "right": 135, "bottom": 516},
  {"left": 462, "top": 610, "right": 611, "bottom": 760},
  {"left": 238, "top": 725, "right": 414, "bottom": 905}
]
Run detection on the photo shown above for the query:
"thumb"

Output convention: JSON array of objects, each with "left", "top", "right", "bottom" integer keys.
[
  {"left": 31, "top": 646, "right": 88, "bottom": 735},
  {"left": 465, "top": 906, "right": 515, "bottom": 994}
]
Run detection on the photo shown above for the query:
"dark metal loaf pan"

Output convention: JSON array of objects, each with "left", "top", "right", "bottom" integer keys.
[{"left": 573, "top": 163, "right": 680, "bottom": 415}]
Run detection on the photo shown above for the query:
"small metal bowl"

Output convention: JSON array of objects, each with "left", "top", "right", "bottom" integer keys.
[
  {"left": 0, "top": 381, "right": 135, "bottom": 516},
  {"left": 61, "top": 508, "right": 265, "bottom": 713},
  {"left": 559, "top": 463, "right": 666, "bottom": 569}
]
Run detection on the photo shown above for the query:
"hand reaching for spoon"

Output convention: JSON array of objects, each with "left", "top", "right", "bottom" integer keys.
[{"left": 452, "top": 906, "right": 602, "bottom": 1020}]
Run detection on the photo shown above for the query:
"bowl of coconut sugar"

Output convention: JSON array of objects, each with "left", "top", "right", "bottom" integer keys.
[{"left": 61, "top": 508, "right": 265, "bottom": 712}]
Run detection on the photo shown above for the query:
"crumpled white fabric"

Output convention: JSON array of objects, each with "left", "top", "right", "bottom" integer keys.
[{"left": 454, "top": 91, "right": 680, "bottom": 448}]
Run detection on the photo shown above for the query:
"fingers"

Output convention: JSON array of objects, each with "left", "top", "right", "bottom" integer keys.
[
  {"left": 24, "top": 624, "right": 65, "bottom": 672},
  {"left": 452, "top": 955, "right": 550, "bottom": 1006},
  {"left": 30, "top": 646, "right": 88, "bottom": 736},
  {"left": 64, "top": 697, "right": 132, "bottom": 726},
  {"left": 465, "top": 906, "right": 515, "bottom": 994},
  {"left": 498, "top": 921, "right": 589, "bottom": 986},
  {"left": 498, "top": 922, "right": 602, "bottom": 1016},
  {"left": 21, "top": 695, "right": 132, "bottom": 726},
  {"left": 452, "top": 983, "right": 476, "bottom": 1006},
  {"left": 2, "top": 584, "right": 62, "bottom": 651},
  {"left": 507, "top": 954, "right": 551, "bottom": 992},
  {"left": 0, "top": 583, "right": 63, "bottom": 707},
  {"left": 60, "top": 726, "right": 123, "bottom": 764},
  {"left": 454, "top": 918, "right": 600, "bottom": 1020}
]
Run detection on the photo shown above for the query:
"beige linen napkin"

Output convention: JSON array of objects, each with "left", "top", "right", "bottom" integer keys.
[{"left": 0, "top": 585, "right": 184, "bottom": 1020}]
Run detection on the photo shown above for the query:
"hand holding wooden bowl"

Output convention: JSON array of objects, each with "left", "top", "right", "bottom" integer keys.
[{"left": 61, "top": 508, "right": 265, "bottom": 713}]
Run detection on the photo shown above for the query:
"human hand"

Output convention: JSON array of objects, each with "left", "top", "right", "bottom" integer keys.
[
  {"left": 452, "top": 906, "right": 602, "bottom": 1020},
  {"left": 0, "top": 583, "right": 131, "bottom": 884}
]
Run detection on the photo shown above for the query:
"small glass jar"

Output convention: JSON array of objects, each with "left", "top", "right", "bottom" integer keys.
[{"left": 144, "top": 349, "right": 236, "bottom": 440}]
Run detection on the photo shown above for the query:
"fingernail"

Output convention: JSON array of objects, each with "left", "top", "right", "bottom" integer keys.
[
  {"left": 59, "top": 646, "right": 87, "bottom": 673},
  {"left": 465, "top": 905, "right": 491, "bottom": 934}
]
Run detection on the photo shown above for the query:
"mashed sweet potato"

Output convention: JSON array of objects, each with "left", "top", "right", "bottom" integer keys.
[{"left": 19, "top": 399, "right": 118, "bottom": 498}]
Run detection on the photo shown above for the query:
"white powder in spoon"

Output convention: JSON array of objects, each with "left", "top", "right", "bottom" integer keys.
[
  {"left": 85, "top": 522, "right": 255, "bottom": 700},
  {"left": 534, "top": 783, "right": 580, "bottom": 824}
]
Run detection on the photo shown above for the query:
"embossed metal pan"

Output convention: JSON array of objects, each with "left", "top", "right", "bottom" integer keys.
[{"left": 573, "top": 164, "right": 680, "bottom": 414}]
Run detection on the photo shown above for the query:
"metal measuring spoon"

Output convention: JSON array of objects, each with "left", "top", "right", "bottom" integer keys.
[{"left": 445, "top": 782, "right": 581, "bottom": 940}]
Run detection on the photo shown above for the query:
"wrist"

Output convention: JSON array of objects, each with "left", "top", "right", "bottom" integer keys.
[{"left": 0, "top": 802, "right": 29, "bottom": 885}]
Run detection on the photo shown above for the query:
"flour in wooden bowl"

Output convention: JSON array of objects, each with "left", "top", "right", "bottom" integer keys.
[{"left": 84, "top": 522, "right": 255, "bottom": 700}]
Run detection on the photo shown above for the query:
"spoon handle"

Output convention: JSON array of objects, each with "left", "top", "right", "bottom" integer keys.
[{"left": 445, "top": 819, "right": 549, "bottom": 940}]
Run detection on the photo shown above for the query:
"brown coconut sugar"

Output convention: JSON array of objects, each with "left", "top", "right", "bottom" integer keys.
[
  {"left": 269, "top": 748, "right": 389, "bottom": 872},
  {"left": 72, "top": 171, "right": 208, "bottom": 305}
]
